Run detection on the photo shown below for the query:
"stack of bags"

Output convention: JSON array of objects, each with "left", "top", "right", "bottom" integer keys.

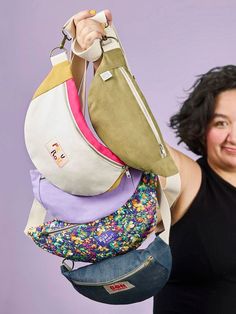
[{"left": 24, "top": 11, "right": 179, "bottom": 304}]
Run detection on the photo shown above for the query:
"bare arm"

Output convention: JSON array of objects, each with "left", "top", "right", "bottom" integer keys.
[{"left": 160, "top": 144, "right": 202, "bottom": 224}]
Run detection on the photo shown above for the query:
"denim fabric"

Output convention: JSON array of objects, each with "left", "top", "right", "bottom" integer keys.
[{"left": 61, "top": 236, "right": 172, "bottom": 304}]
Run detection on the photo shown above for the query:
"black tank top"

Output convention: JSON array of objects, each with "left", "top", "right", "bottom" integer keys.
[{"left": 154, "top": 158, "right": 236, "bottom": 314}]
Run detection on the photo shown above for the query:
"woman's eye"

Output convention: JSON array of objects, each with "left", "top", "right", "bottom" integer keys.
[{"left": 214, "top": 120, "right": 228, "bottom": 127}]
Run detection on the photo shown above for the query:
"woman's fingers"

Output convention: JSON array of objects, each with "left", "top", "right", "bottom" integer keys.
[
  {"left": 73, "top": 9, "right": 97, "bottom": 25},
  {"left": 73, "top": 9, "right": 112, "bottom": 25},
  {"left": 104, "top": 9, "right": 112, "bottom": 24},
  {"left": 73, "top": 9, "right": 113, "bottom": 50},
  {"left": 76, "top": 19, "right": 105, "bottom": 36},
  {"left": 80, "top": 30, "right": 103, "bottom": 50},
  {"left": 75, "top": 19, "right": 105, "bottom": 50}
]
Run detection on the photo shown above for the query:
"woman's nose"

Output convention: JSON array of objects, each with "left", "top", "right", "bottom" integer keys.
[{"left": 226, "top": 123, "right": 236, "bottom": 144}]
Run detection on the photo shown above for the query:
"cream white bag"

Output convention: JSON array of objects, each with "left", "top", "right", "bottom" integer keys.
[{"left": 24, "top": 49, "right": 128, "bottom": 196}]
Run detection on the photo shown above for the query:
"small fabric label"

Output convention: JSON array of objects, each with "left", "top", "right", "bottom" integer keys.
[
  {"left": 102, "top": 38, "right": 112, "bottom": 46},
  {"left": 95, "top": 231, "right": 118, "bottom": 246},
  {"left": 100, "top": 71, "right": 113, "bottom": 81},
  {"left": 46, "top": 140, "right": 68, "bottom": 167},
  {"left": 104, "top": 281, "right": 135, "bottom": 294}
]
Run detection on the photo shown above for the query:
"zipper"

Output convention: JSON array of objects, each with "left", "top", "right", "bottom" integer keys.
[
  {"left": 65, "top": 85, "right": 124, "bottom": 169},
  {"left": 39, "top": 223, "right": 78, "bottom": 236},
  {"left": 119, "top": 67, "right": 167, "bottom": 158},
  {"left": 39, "top": 163, "right": 132, "bottom": 237},
  {"left": 70, "top": 255, "right": 154, "bottom": 286}
]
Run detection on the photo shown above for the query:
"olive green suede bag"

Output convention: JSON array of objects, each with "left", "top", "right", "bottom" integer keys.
[
  {"left": 64, "top": 11, "right": 178, "bottom": 177},
  {"left": 87, "top": 46, "right": 178, "bottom": 177}
]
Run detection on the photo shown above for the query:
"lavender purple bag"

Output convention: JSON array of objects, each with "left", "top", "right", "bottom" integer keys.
[{"left": 30, "top": 168, "right": 142, "bottom": 223}]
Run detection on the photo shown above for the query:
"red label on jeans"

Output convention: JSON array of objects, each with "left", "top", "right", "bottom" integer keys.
[{"left": 104, "top": 281, "right": 135, "bottom": 294}]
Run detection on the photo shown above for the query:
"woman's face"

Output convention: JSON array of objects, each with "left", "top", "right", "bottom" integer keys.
[{"left": 206, "top": 89, "right": 236, "bottom": 173}]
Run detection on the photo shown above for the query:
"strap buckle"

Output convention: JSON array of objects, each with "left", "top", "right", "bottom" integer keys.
[{"left": 50, "top": 30, "right": 72, "bottom": 57}]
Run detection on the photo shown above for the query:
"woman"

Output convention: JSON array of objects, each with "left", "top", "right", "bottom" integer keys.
[
  {"left": 154, "top": 69, "right": 236, "bottom": 313},
  {"left": 73, "top": 10, "right": 236, "bottom": 313}
]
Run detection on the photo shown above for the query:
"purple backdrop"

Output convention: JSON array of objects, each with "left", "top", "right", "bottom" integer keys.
[{"left": 1, "top": 1, "right": 236, "bottom": 313}]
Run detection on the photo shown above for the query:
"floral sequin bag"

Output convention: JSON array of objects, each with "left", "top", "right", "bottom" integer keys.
[{"left": 27, "top": 172, "right": 159, "bottom": 263}]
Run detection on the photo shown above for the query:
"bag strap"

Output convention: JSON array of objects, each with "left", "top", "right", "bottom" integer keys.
[
  {"left": 63, "top": 11, "right": 107, "bottom": 63},
  {"left": 158, "top": 173, "right": 181, "bottom": 244},
  {"left": 63, "top": 11, "right": 132, "bottom": 70},
  {"left": 24, "top": 199, "right": 46, "bottom": 236},
  {"left": 64, "top": 10, "right": 133, "bottom": 114},
  {"left": 75, "top": 57, "right": 87, "bottom": 115}
]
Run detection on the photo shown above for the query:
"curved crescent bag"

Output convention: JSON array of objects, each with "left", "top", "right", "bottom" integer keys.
[
  {"left": 60, "top": 174, "right": 181, "bottom": 304},
  {"left": 61, "top": 236, "right": 171, "bottom": 304},
  {"left": 65, "top": 11, "right": 178, "bottom": 177},
  {"left": 30, "top": 168, "right": 142, "bottom": 223},
  {"left": 24, "top": 51, "right": 127, "bottom": 196}
]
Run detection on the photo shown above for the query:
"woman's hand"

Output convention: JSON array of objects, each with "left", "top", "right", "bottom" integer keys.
[{"left": 73, "top": 9, "right": 112, "bottom": 50}]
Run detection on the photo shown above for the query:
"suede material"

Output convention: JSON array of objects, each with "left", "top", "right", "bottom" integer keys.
[
  {"left": 88, "top": 49, "right": 178, "bottom": 177},
  {"left": 33, "top": 61, "right": 72, "bottom": 98}
]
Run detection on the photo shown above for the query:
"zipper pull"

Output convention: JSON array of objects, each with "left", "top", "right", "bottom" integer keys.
[
  {"left": 144, "top": 256, "right": 154, "bottom": 266},
  {"left": 159, "top": 143, "right": 167, "bottom": 158},
  {"left": 125, "top": 166, "right": 131, "bottom": 179}
]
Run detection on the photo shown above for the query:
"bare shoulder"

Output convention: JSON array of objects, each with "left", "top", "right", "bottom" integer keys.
[{"left": 161, "top": 144, "right": 202, "bottom": 224}]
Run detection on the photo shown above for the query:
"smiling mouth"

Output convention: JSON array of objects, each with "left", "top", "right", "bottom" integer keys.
[{"left": 222, "top": 146, "right": 236, "bottom": 154}]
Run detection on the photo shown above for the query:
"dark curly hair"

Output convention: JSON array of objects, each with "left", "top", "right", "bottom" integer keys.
[{"left": 170, "top": 65, "right": 236, "bottom": 156}]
